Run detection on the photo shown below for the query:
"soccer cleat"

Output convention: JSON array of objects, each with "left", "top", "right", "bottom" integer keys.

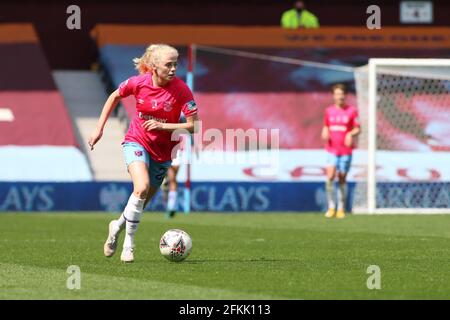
[
  {"left": 336, "top": 209, "right": 346, "bottom": 219},
  {"left": 165, "top": 210, "right": 176, "bottom": 219},
  {"left": 325, "top": 209, "right": 336, "bottom": 218},
  {"left": 104, "top": 220, "right": 119, "bottom": 257},
  {"left": 120, "top": 247, "right": 135, "bottom": 263},
  {"left": 161, "top": 177, "right": 169, "bottom": 195}
]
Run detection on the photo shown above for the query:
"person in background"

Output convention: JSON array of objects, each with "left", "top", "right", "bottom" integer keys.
[
  {"left": 161, "top": 130, "right": 184, "bottom": 219},
  {"left": 281, "top": 0, "right": 320, "bottom": 29},
  {"left": 321, "top": 84, "right": 360, "bottom": 219}
]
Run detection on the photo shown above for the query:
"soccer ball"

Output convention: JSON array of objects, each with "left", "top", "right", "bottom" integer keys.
[{"left": 159, "top": 229, "right": 192, "bottom": 262}]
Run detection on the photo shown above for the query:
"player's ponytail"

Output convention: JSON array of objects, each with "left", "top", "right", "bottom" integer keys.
[{"left": 133, "top": 44, "right": 179, "bottom": 74}]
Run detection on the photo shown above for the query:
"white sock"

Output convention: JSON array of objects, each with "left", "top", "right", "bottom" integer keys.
[
  {"left": 110, "top": 220, "right": 121, "bottom": 237},
  {"left": 337, "top": 183, "right": 347, "bottom": 211},
  {"left": 116, "top": 194, "right": 143, "bottom": 230},
  {"left": 121, "top": 194, "right": 145, "bottom": 248},
  {"left": 326, "top": 180, "right": 335, "bottom": 210},
  {"left": 116, "top": 214, "right": 126, "bottom": 231},
  {"left": 167, "top": 190, "right": 177, "bottom": 211}
]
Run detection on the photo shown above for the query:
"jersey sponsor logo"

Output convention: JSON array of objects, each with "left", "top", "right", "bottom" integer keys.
[
  {"left": 186, "top": 100, "right": 197, "bottom": 111},
  {"left": 138, "top": 112, "right": 168, "bottom": 123},
  {"left": 329, "top": 125, "right": 348, "bottom": 132}
]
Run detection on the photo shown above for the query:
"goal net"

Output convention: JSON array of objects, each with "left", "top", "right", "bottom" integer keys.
[{"left": 353, "top": 59, "right": 450, "bottom": 214}]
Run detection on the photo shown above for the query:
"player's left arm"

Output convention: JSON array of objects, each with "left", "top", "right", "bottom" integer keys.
[
  {"left": 344, "top": 110, "right": 361, "bottom": 146},
  {"left": 344, "top": 126, "right": 360, "bottom": 147},
  {"left": 142, "top": 113, "right": 199, "bottom": 133},
  {"left": 163, "top": 113, "right": 198, "bottom": 133},
  {"left": 349, "top": 126, "right": 361, "bottom": 137}
]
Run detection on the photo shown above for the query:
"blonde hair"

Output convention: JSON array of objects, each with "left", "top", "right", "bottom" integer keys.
[
  {"left": 331, "top": 83, "right": 347, "bottom": 94},
  {"left": 133, "top": 44, "right": 179, "bottom": 74}
]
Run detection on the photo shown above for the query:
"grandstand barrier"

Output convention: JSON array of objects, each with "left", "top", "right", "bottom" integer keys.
[
  {"left": 0, "top": 23, "right": 38, "bottom": 44},
  {"left": 91, "top": 25, "right": 450, "bottom": 49},
  {"left": 0, "top": 146, "right": 92, "bottom": 182},
  {"left": 0, "top": 181, "right": 354, "bottom": 213},
  {"left": 1, "top": 181, "right": 448, "bottom": 213}
]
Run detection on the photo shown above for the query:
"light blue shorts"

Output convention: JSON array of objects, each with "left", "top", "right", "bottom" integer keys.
[
  {"left": 122, "top": 142, "right": 172, "bottom": 188},
  {"left": 326, "top": 152, "right": 352, "bottom": 173}
]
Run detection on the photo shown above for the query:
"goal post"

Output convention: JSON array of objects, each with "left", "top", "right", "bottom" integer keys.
[
  {"left": 353, "top": 58, "right": 450, "bottom": 214},
  {"left": 183, "top": 43, "right": 196, "bottom": 214}
]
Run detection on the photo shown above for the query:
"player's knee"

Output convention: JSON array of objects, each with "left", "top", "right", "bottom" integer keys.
[
  {"left": 169, "top": 181, "right": 178, "bottom": 191},
  {"left": 326, "top": 168, "right": 336, "bottom": 180},
  {"left": 338, "top": 175, "right": 347, "bottom": 184},
  {"left": 133, "top": 183, "right": 150, "bottom": 199}
]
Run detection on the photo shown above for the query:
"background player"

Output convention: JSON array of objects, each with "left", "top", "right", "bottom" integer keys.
[
  {"left": 162, "top": 117, "right": 199, "bottom": 218},
  {"left": 88, "top": 44, "right": 199, "bottom": 262},
  {"left": 162, "top": 138, "right": 183, "bottom": 219},
  {"left": 321, "top": 83, "right": 360, "bottom": 218}
]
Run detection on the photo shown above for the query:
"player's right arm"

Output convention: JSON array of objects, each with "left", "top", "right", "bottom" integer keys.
[
  {"left": 321, "top": 126, "right": 330, "bottom": 141},
  {"left": 321, "top": 109, "right": 330, "bottom": 141},
  {"left": 88, "top": 89, "right": 122, "bottom": 150}
]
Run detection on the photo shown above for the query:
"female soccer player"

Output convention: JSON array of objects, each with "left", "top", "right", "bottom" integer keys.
[
  {"left": 88, "top": 44, "right": 199, "bottom": 262},
  {"left": 321, "top": 84, "right": 360, "bottom": 219}
]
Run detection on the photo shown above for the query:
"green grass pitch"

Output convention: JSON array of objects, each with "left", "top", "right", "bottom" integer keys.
[{"left": 0, "top": 212, "right": 449, "bottom": 299}]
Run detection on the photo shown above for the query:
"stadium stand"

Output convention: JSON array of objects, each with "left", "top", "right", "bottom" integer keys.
[
  {"left": 92, "top": 24, "right": 450, "bottom": 151},
  {"left": 90, "top": 25, "right": 450, "bottom": 214},
  {"left": 0, "top": 24, "right": 92, "bottom": 181},
  {"left": 53, "top": 70, "right": 129, "bottom": 180},
  {"left": 0, "top": 21, "right": 448, "bottom": 212}
]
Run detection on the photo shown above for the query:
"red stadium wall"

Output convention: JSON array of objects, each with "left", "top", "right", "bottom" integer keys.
[
  {"left": 0, "top": 24, "right": 77, "bottom": 147},
  {"left": 195, "top": 92, "right": 358, "bottom": 150},
  {"left": 120, "top": 92, "right": 358, "bottom": 150},
  {"left": 0, "top": 92, "right": 78, "bottom": 146}
]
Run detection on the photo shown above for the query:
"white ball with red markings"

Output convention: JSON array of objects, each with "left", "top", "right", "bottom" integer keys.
[{"left": 159, "top": 229, "right": 192, "bottom": 262}]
